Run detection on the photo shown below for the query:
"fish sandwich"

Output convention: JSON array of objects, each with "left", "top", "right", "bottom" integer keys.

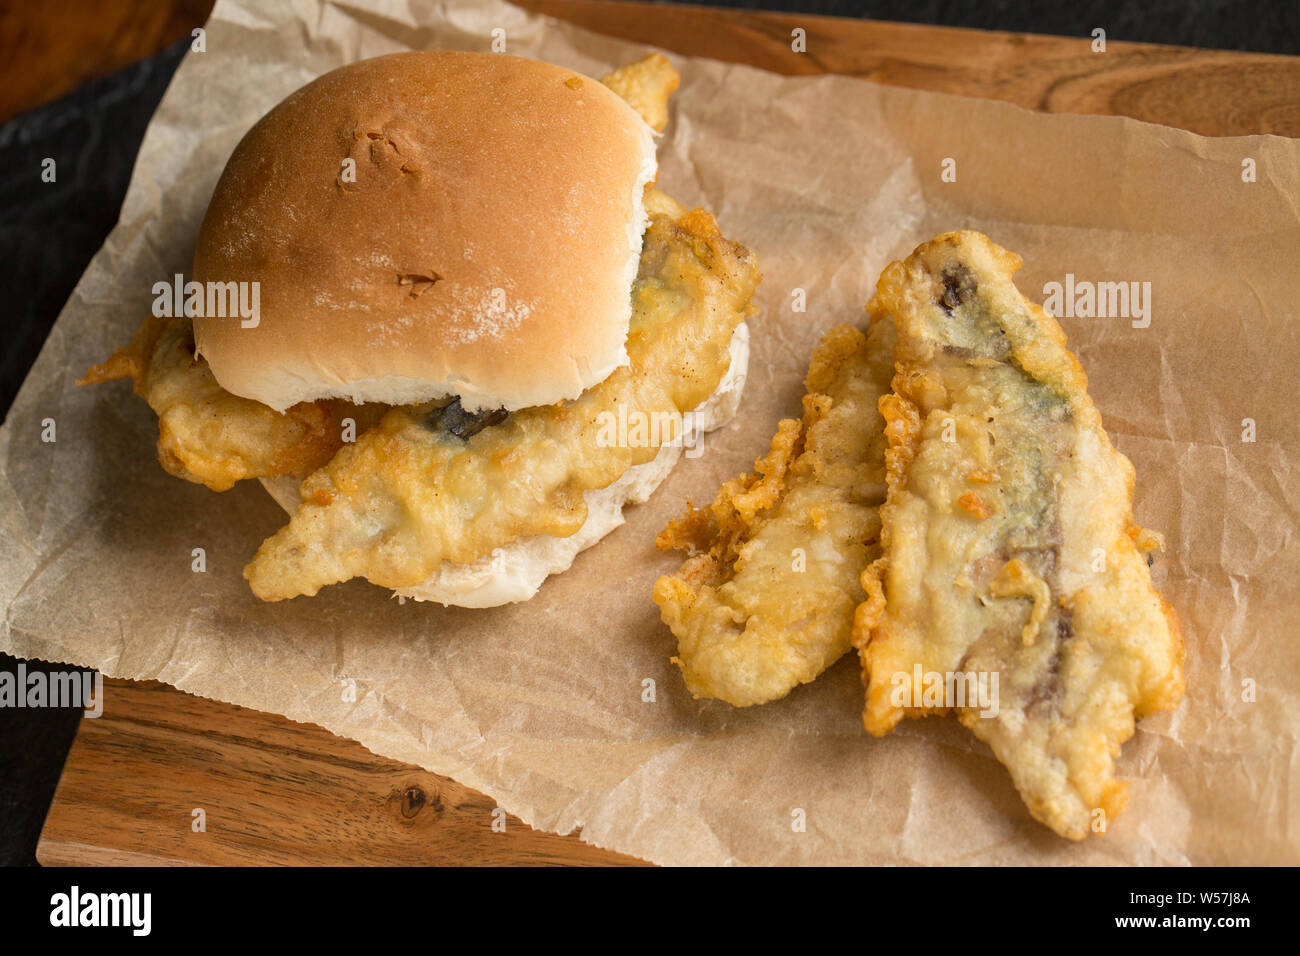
[{"left": 82, "top": 51, "right": 760, "bottom": 606}]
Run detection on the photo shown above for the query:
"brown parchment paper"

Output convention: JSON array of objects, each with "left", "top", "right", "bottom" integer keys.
[{"left": 2, "top": 0, "right": 1297, "bottom": 866}]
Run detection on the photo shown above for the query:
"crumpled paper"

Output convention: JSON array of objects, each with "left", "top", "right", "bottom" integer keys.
[{"left": 1, "top": 0, "right": 1296, "bottom": 865}]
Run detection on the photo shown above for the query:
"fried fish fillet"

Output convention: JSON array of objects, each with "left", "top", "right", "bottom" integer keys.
[
  {"left": 244, "top": 190, "right": 759, "bottom": 599},
  {"left": 78, "top": 315, "right": 371, "bottom": 491},
  {"left": 654, "top": 319, "right": 895, "bottom": 706},
  {"left": 853, "top": 231, "right": 1184, "bottom": 839}
]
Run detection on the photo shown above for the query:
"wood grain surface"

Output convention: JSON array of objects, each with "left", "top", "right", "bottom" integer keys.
[
  {"left": 0, "top": 0, "right": 215, "bottom": 124},
  {"left": 37, "top": 679, "right": 644, "bottom": 866},
  {"left": 520, "top": 0, "right": 1300, "bottom": 137},
  {"left": 30, "top": 0, "right": 1300, "bottom": 866}
]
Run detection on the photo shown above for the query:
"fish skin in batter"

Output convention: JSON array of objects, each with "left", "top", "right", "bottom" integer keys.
[
  {"left": 853, "top": 231, "right": 1184, "bottom": 840},
  {"left": 654, "top": 319, "right": 895, "bottom": 707}
]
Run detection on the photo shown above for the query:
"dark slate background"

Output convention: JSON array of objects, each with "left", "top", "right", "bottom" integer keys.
[{"left": 1, "top": 1, "right": 1296, "bottom": 867}]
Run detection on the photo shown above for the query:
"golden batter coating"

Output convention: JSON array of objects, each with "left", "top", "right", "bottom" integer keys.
[
  {"left": 654, "top": 319, "right": 895, "bottom": 706},
  {"left": 243, "top": 191, "right": 759, "bottom": 600},
  {"left": 79, "top": 315, "right": 366, "bottom": 492},
  {"left": 600, "top": 54, "right": 680, "bottom": 133},
  {"left": 853, "top": 231, "right": 1184, "bottom": 840}
]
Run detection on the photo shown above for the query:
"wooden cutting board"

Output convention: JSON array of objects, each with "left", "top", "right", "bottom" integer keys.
[
  {"left": 34, "top": 0, "right": 1300, "bottom": 866},
  {"left": 36, "top": 678, "right": 644, "bottom": 865}
]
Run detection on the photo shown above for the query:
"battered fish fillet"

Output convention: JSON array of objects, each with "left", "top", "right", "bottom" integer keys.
[
  {"left": 654, "top": 319, "right": 895, "bottom": 706},
  {"left": 853, "top": 231, "right": 1184, "bottom": 840},
  {"left": 244, "top": 190, "right": 759, "bottom": 599},
  {"left": 78, "top": 315, "right": 369, "bottom": 491},
  {"left": 79, "top": 54, "right": 681, "bottom": 495}
]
